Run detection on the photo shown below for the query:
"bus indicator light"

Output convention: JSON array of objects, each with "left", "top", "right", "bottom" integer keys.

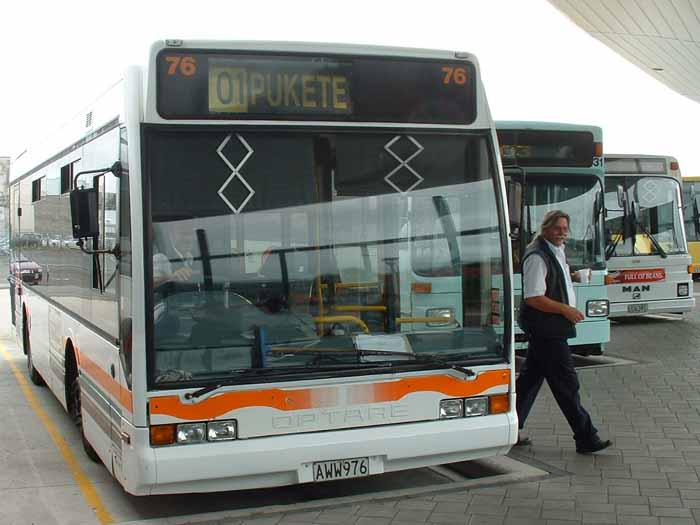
[
  {"left": 670, "top": 161, "right": 679, "bottom": 171},
  {"left": 150, "top": 424, "right": 176, "bottom": 446},
  {"left": 412, "top": 283, "right": 432, "bottom": 294},
  {"left": 489, "top": 394, "right": 509, "bottom": 415},
  {"left": 594, "top": 142, "right": 603, "bottom": 157}
]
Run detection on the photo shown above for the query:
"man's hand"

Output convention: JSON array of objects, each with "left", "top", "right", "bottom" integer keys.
[
  {"left": 562, "top": 305, "right": 585, "bottom": 324},
  {"left": 171, "top": 267, "right": 192, "bottom": 282},
  {"left": 525, "top": 295, "right": 585, "bottom": 324}
]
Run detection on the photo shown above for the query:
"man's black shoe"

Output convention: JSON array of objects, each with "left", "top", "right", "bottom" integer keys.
[
  {"left": 514, "top": 434, "right": 531, "bottom": 447},
  {"left": 576, "top": 438, "right": 612, "bottom": 454}
]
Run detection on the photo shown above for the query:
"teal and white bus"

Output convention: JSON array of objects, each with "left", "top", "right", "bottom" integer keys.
[{"left": 498, "top": 121, "right": 609, "bottom": 355}]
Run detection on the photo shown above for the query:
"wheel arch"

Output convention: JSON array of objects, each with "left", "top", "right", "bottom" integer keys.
[
  {"left": 21, "top": 305, "right": 30, "bottom": 356},
  {"left": 64, "top": 339, "right": 79, "bottom": 412}
]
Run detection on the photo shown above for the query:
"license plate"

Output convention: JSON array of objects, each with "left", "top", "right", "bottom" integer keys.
[
  {"left": 628, "top": 303, "right": 648, "bottom": 313},
  {"left": 313, "top": 457, "right": 370, "bottom": 481}
]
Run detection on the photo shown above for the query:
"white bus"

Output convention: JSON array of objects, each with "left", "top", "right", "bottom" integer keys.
[
  {"left": 604, "top": 155, "right": 694, "bottom": 316},
  {"left": 8, "top": 40, "right": 516, "bottom": 495}
]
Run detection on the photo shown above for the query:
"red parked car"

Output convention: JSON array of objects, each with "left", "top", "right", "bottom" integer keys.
[{"left": 11, "top": 256, "right": 43, "bottom": 285}]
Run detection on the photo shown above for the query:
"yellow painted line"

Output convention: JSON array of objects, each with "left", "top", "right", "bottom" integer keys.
[{"left": 0, "top": 343, "right": 114, "bottom": 524}]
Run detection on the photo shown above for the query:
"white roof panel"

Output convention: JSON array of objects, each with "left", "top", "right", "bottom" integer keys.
[{"left": 549, "top": 0, "right": 700, "bottom": 103}]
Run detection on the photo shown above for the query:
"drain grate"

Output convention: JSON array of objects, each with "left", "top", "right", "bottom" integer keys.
[
  {"left": 516, "top": 353, "right": 638, "bottom": 374},
  {"left": 572, "top": 353, "right": 638, "bottom": 369}
]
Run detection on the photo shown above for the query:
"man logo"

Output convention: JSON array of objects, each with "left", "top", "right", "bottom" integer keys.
[{"left": 622, "top": 285, "right": 650, "bottom": 293}]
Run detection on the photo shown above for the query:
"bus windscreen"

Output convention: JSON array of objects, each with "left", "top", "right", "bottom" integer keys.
[
  {"left": 497, "top": 130, "right": 596, "bottom": 167},
  {"left": 156, "top": 50, "right": 476, "bottom": 124}
]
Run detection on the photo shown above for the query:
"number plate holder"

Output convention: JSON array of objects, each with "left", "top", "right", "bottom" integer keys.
[
  {"left": 627, "top": 303, "right": 648, "bottom": 314},
  {"left": 312, "top": 457, "right": 370, "bottom": 482}
]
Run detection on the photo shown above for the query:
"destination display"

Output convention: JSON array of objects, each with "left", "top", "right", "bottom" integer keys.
[
  {"left": 157, "top": 50, "right": 476, "bottom": 124},
  {"left": 497, "top": 130, "right": 597, "bottom": 168}
]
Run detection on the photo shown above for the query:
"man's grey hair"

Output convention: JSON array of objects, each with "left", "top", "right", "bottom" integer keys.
[{"left": 528, "top": 209, "right": 570, "bottom": 247}]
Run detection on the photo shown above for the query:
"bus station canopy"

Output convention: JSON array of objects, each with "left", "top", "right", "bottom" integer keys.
[{"left": 549, "top": 0, "right": 700, "bottom": 104}]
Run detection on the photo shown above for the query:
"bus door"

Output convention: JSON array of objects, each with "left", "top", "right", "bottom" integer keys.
[
  {"left": 9, "top": 184, "right": 20, "bottom": 328},
  {"left": 503, "top": 168, "right": 525, "bottom": 335}
]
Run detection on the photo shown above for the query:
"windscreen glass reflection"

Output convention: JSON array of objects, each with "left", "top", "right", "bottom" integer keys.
[{"left": 148, "top": 130, "right": 507, "bottom": 385}]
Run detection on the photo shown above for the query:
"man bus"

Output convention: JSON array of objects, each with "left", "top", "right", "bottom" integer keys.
[
  {"left": 681, "top": 176, "right": 700, "bottom": 279},
  {"left": 604, "top": 155, "right": 694, "bottom": 316},
  {"left": 497, "top": 121, "right": 609, "bottom": 355},
  {"left": 8, "top": 40, "right": 516, "bottom": 495}
]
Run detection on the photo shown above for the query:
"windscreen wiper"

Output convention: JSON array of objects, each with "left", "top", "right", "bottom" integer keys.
[
  {"left": 630, "top": 202, "right": 667, "bottom": 258},
  {"left": 269, "top": 347, "right": 477, "bottom": 377},
  {"left": 605, "top": 227, "right": 622, "bottom": 260},
  {"left": 185, "top": 364, "right": 382, "bottom": 400},
  {"left": 635, "top": 220, "right": 667, "bottom": 258}
]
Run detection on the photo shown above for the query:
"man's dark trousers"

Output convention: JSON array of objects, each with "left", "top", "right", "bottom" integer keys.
[{"left": 516, "top": 336, "right": 597, "bottom": 443}]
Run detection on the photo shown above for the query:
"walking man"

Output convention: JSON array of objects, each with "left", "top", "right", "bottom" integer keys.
[{"left": 516, "top": 210, "right": 612, "bottom": 454}]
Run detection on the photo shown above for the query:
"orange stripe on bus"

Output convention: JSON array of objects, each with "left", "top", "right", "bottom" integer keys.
[
  {"left": 80, "top": 354, "right": 133, "bottom": 413},
  {"left": 347, "top": 369, "right": 509, "bottom": 405},
  {"left": 149, "top": 370, "right": 510, "bottom": 421},
  {"left": 150, "top": 386, "right": 340, "bottom": 421}
]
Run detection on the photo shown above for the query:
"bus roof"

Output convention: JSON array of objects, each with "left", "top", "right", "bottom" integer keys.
[
  {"left": 150, "top": 39, "right": 478, "bottom": 61},
  {"left": 604, "top": 153, "right": 678, "bottom": 161}
]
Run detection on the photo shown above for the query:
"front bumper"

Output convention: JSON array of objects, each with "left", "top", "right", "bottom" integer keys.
[
  {"left": 123, "top": 412, "right": 516, "bottom": 495},
  {"left": 609, "top": 297, "right": 695, "bottom": 317}
]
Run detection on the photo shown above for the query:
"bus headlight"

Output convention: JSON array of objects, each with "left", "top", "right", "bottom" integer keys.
[
  {"left": 464, "top": 397, "right": 488, "bottom": 417},
  {"left": 586, "top": 300, "right": 609, "bottom": 317},
  {"left": 207, "top": 420, "right": 237, "bottom": 441},
  {"left": 426, "top": 308, "right": 454, "bottom": 326},
  {"left": 678, "top": 283, "right": 690, "bottom": 297},
  {"left": 439, "top": 399, "right": 464, "bottom": 418},
  {"left": 176, "top": 423, "right": 206, "bottom": 444}
]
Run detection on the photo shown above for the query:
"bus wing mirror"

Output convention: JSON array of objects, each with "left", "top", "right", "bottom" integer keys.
[{"left": 69, "top": 187, "right": 100, "bottom": 239}]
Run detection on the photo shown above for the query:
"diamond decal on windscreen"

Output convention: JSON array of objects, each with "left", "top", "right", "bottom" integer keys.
[
  {"left": 638, "top": 179, "right": 659, "bottom": 208},
  {"left": 217, "top": 134, "right": 254, "bottom": 214},
  {"left": 384, "top": 136, "right": 424, "bottom": 194}
]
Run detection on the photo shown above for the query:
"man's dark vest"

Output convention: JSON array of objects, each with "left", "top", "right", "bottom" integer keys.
[{"left": 518, "top": 236, "right": 576, "bottom": 339}]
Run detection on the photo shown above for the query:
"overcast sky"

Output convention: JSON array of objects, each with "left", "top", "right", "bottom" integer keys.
[{"left": 3, "top": 0, "right": 700, "bottom": 174}]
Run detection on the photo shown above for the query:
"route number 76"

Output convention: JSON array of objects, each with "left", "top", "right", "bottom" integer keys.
[
  {"left": 441, "top": 67, "right": 468, "bottom": 85},
  {"left": 164, "top": 56, "right": 197, "bottom": 77}
]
